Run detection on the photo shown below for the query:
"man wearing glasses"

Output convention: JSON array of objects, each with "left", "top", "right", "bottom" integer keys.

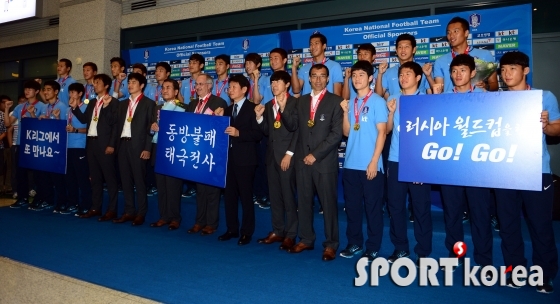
[
  {"left": 185, "top": 74, "right": 227, "bottom": 236},
  {"left": 281, "top": 64, "right": 343, "bottom": 261}
]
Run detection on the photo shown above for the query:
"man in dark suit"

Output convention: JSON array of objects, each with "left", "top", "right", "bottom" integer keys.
[
  {"left": 282, "top": 63, "right": 343, "bottom": 261},
  {"left": 215, "top": 74, "right": 263, "bottom": 245},
  {"left": 185, "top": 74, "right": 228, "bottom": 236},
  {"left": 70, "top": 74, "right": 120, "bottom": 220},
  {"left": 254, "top": 71, "right": 299, "bottom": 250},
  {"left": 113, "top": 73, "right": 155, "bottom": 226}
]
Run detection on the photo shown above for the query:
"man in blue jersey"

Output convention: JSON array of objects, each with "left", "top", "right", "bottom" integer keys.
[
  {"left": 385, "top": 61, "right": 433, "bottom": 266},
  {"left": 428, "top": 16, "right": 498, "bottom": 93},
  {"left": 5, "top": 80, "right": 46, "bottom": 209},
  {"left": 342, "top": 43, "right": 377, "bottom": 100},
  {"left": 495, "top": 51, "right": 559, "bottom": 293},
  {"left": 339, "top": 60, "right": 387, "bottom": 260},
  {"left": 291, "top": 32, "right": 343, "bottom": 97},
  {"left": 212, "top": 54, "right": 230, "bottom": 99},
  {"left": 37, "top": 58, "right": 76, "bottom": 106},
  {"left": 109, "top": 57, "right": 130, "bottom": 101},
  {"left": 178, "top": 53, "right": 205, "bottom": 105},
  {"left": 259, "top": 48, "right": 289, "bottom": 106},
  {"left": 66, "top": 83, "right": 92, "bottom": 216},
  {"left": 435, "top": 54, "right": 493, "bottom": 272},
  {"left": 376, "top": 34, "right": 430, "bottom": 99},
  {"left": 82, "top": 62, "right": 98, "bottom": 103}
]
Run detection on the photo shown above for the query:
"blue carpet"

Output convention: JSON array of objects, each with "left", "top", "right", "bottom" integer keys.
[{"left": 1, "top": 194, "right": 559, "bottom": 303}]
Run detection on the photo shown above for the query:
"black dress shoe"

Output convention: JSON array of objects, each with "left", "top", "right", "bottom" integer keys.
[
  {"left": 238, "top": 235, "right": 252, "bottom": 246},
  {"left": 218, "top": 231, "right": 239, "bottom": 241}
]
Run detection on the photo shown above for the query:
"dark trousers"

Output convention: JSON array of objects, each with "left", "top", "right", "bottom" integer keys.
[
  {"left": 495, "top": 174, "right": 558, "bottom": 279},
  {"left": 11, "top": 146, "right": 18, "bottom": 193},
  {"left": 441, "top": 184, "right": 492, "bottom": 266},
  {"left": 387, "top": 161, "right": 432, "bottom": 256},
  {"left": 66, "top": 148, "right": 92, "bottom": 211},
  {"left": 224, "top": 162, "right": 256, "bottom": 236},
  {"left": 155, "top": 173, "right": 183, "bottom": 223},
  {"left": 35, "top": 170, "right": 67, "bottom": 208},
  {"left": 296, "top": 165, "right": 339, "bottom": 250},
  {"left": 343, "top": 168, "right": 384, "bottom": 251},
  {"left": 195, "top": 183, "right": 221, "bottom": 228},
  {"left": 14, "top": 145, "right": 30, "bottom": 200},
  {"left": 253, "top": 137, "right": 269, "bottom": 197},
  {"left": 118, "top": 140, "right": 148, "bottom": 216},
  {"left": 146, "top": 162, "right": 156, "bottom": 189},
  {"left": 87, "top": 138, "right": 118, "bottom": 212},
  {"left": 267, "top": 159, "right": 297, "bottom": 239}
]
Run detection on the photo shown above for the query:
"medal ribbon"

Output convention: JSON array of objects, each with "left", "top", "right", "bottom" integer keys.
[
  {"left": 451, "top": 45, "right": 472, "bottom": 58},
  {"left": 195, "top": 94, "right": 211, "bottom": 114},
  {"left": 128, "top": 94, "right": 143, "bottom": 120},
  {"left": 85, "top": 83, "right": 93, "bottom": 99},
  {"left": 155, "top": 85, "right": 162, "bottom": 102},
  {"left": 249, "top": 79, "right": 255, "bottom": 100},
  {"left": 47, "top": 100, "right": 60, "bottom": 117},
  {"left": 21, "top": 100, "right": 40, "bottom": 117},
  {"left": 68, "top": 102, "right": 83, "bottom": 125},
  {"left": 313, "top": 57, "right": 328, "bottom": 65},
  {"left": 309, "top": 89, "right": 327, "bottom": 121},
  {"left": 215, "top": 79, "right": 228, "bottom": 97},
  {"left": 354, "top": 90, "right": 373, "bottom": 126},
  {"left": 93, "top": 95, "right": 106, "bottom": 119},
  {"left": 453, "top": 84, "right": 475, "bottom": 93},
  {"left": 272, "top": 93, "right": 289, "bottom": 122},
  {"left": 57, "top": 75, "right": 69, "bottom": 87},
  {"left": 190, "top": 78, "right": 196, "bottom": 98}
]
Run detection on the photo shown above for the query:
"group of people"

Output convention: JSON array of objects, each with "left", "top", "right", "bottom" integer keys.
[{"left": 3, "top": 16, "right": 559, "bottom": 293}]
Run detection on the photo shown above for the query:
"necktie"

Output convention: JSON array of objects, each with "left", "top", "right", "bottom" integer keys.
[{"left": 232, "top": 103, "right": 238, "bottom": 120}]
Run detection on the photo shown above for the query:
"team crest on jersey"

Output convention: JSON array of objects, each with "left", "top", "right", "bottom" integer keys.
[
  {"left": 144, "top": 49, "right": 150, "bottom": 60},
  {"left": 362, "top": 106, "right": 369, "bottom": 114},
  {"left": 242, "top": 39, "right": 250, "bottom": 51},
  {"left": 469, "top": 13, "right": 481, "bottom": 28}
]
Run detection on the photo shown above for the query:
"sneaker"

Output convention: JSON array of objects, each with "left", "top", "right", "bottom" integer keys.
[
  {"left": 491, "top": 215, "right": 500, "bottom": 231},
  {"left": 258, "top": 201, "right": 271, "bottom": 209},
  {"left": 339, "top": 244, "right": 364, "bottom": 258},
  {"left": 9, "top": 199, "right": 28, "bottom": 209},
  {"left": 53, "top": 206, "right": 65, "bottom": 214},
  {"left": 536, "top": 277, "right": 554, "bottom": 294},
  {"left": 28, "top": 200, "right": 43, "bottom": 210},
  {"left": 462, "top": 211, "right": 469, "bottom": 223},
  {"left": 319, "top": 207, "right": 324, "bottom": 215},
  {"left": 253, "top": 195, "right": 260, "bottom": 205},
  {"left": 182, "top": 188, "right": 195, "bottom": 198},
  {"left": 59, "top": 206, "right": 73, "bottom": 215},
  {"left": 361, "top": 250, "right": 379, "bottom": 262},
  {"left": 75, "top": 209, "right": 88, "bottom": 217},
  {"left": 28, "top": 189, "right": 36, "bottom": 197},
  {"left": 66, "top": 205, "right": 78, "bottom": 213},
  {"left": 147, "top": 187, "right": 158, "bottom": 196},
  {"left": 506, "top": 276, "right": 526, "bottom": 289},
  {"left": 388, "top": 250, "right": 410, "bottom": 263},
  {"left": 32, "top": 201, "right": 52, "bottom": 211}
]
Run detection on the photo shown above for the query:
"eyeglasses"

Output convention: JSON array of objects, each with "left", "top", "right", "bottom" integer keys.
[{"left": 195, "top": 82, "right": 211, "bottom": 86}]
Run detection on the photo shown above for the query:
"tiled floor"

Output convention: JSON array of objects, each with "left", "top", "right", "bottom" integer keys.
[{"left": 0, "top": 257, "right": 159, "bottom": 304}]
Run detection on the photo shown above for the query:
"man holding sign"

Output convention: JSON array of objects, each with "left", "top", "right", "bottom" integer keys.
[
  {"left": 5, "top": 80, "right": 46, "bottom": 209},
  {"left": 185, "top": 74, "right": 227, "bottom": 236},
  {"left": 495, "top": 51, "right": 560, "bottom": 293}
]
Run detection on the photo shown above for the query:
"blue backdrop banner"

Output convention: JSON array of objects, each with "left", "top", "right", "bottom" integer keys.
[
  {"left": 283, "top": 4, "right": 532, "bottom": 83},
  {"left": 155, "top": 111, "right": 230, "bottom": 188},
  {"left": 398, "top": 90, "right": 542, "bottom": 191},
  {"left": 19, "top": 118, "right": 68, "bottom": 174},
  {"left": 123, "top": 34, "right": 280, "bottom": 84}
]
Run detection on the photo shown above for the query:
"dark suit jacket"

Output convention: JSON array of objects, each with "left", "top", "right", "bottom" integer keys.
[
  {"left": 282, "top": 91, "right": 343, "bottom": 173},
  {"left": 186, "top": 94, "right": 227, "bottom": 114},
  {"left": 71, "top": 95, "right": 119, "bottom": 149},
  {"left": 117, "top": 95, "right": 155, "bottom": 153},
  {"left": 259, "top": 96, "right": 299, "bottom": 167},
  {"left": 224, "top": 98, "right": 263, "bottom": 167}
]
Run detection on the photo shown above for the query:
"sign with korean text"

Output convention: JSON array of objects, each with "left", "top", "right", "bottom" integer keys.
[
  {"left": 19, "top": 118, "right": 68, "bottom": 174},
  {"left": 155, "top": 111, "right": 230, "bottom": 188},
  {"left": 398, "top": 90, "right": 542, "bottom": 191}
]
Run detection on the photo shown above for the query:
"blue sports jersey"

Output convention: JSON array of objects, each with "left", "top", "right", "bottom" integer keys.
[{"left": 434, "top": 47, "right": 495, "bottom": 93}]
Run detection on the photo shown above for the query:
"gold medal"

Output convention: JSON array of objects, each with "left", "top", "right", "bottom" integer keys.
[
  {"left": 127, "top": 117, "right": 132, "bottom": 122},
  {"left": 93, "top": 116, "right": 98, "bottom": 122},
  {"left": 307, "top": 119, "right": 315, "bottom": 128},
  {"left": 354, "top": 123, "right": 360, "bottom": 131},
  {"left": 84, "top": 99, "right": 89, "bottom": 104},
  {"left": 274, "top": 121, "right": 281, "bottom": 129}
]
